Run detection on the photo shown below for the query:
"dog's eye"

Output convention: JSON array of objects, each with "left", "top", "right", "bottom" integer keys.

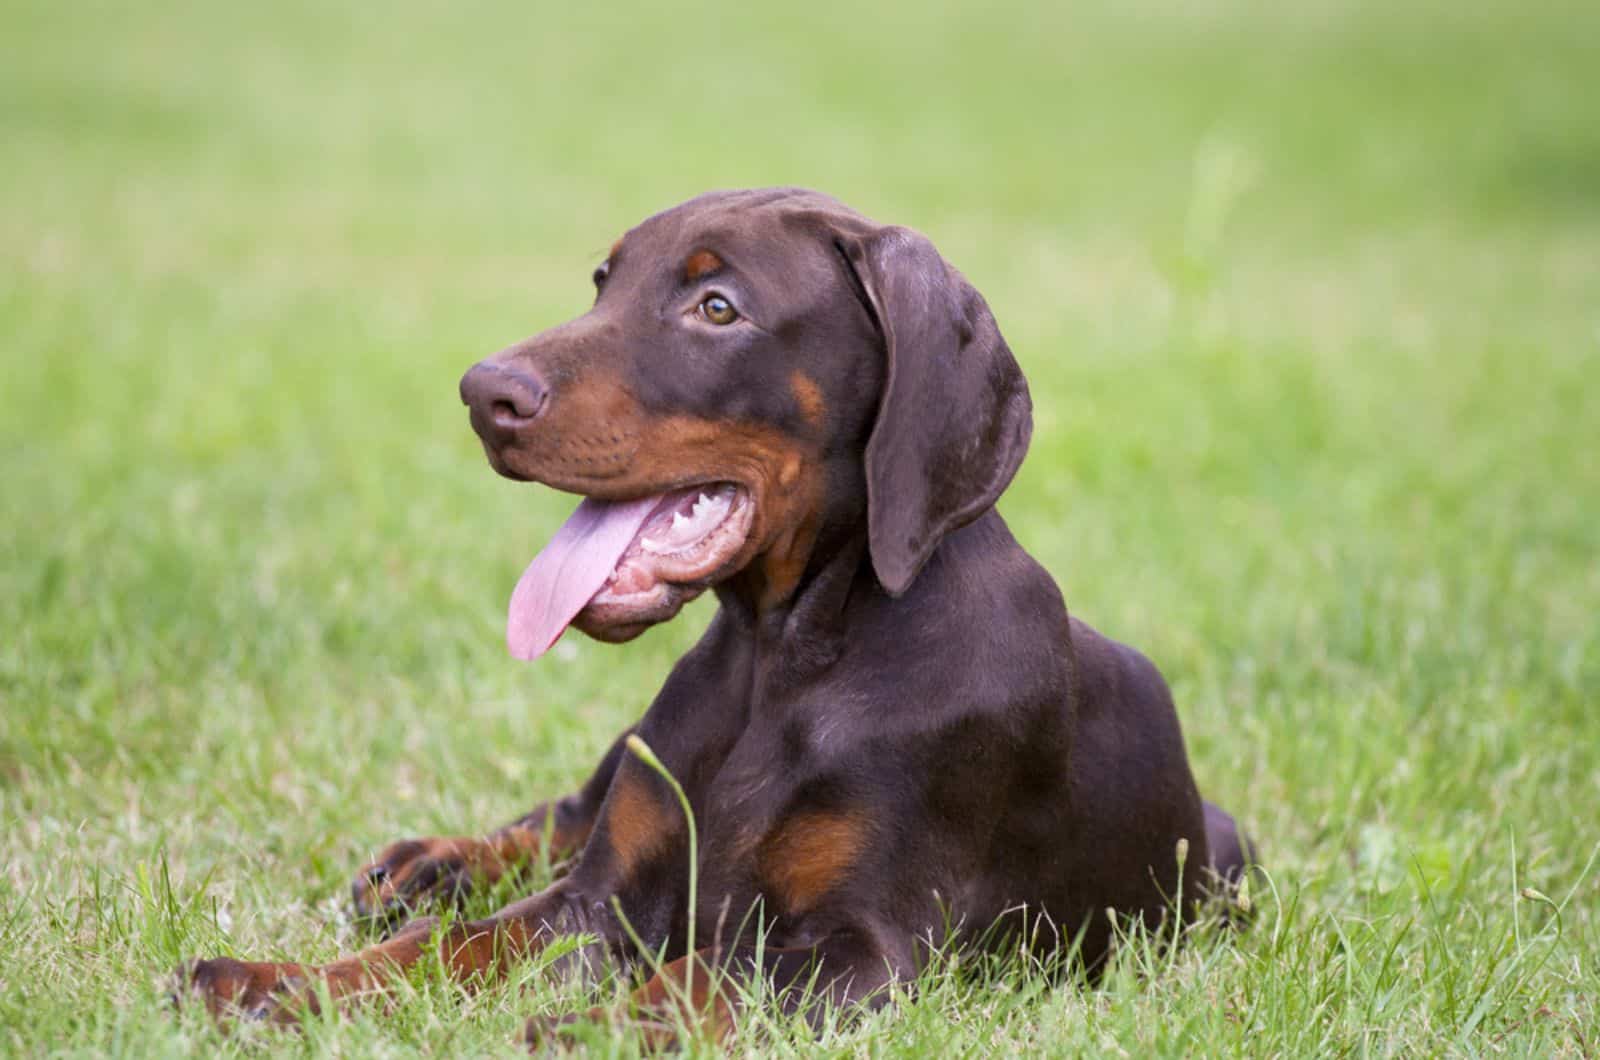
[
  {"left": 699, "top": 294, "right": 738, "bottom": 325},
  {"left": 592, "top": 261, "right": 610, "bottom": 289}
]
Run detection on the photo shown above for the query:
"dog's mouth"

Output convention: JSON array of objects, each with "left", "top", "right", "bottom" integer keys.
[{"left": 507, "top": 482, "right": 754, "bottom": 659}]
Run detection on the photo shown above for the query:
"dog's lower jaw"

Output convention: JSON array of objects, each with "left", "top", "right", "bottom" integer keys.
[
  {"left": 573, "top": 584, "right": 704, "bottom": 642},
  {"left": 568, "top": 491, "right": 765, "bottom": 642}
]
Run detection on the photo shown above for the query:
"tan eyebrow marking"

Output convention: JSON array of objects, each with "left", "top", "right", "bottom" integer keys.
[{"left": 684, "top": 249, "right": 724, "bottom": 281}]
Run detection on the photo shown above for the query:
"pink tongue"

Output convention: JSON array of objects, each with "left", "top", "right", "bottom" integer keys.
[{"left": 507, "top": 495, "right": 660, "bottom": 660}]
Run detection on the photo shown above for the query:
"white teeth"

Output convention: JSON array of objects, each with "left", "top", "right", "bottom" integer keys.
[{"left": 639, "top": 490, "right": 734, "bottom": 555}]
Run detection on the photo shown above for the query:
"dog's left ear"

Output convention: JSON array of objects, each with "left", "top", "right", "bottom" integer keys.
[{"left": 839, "top": 226, "right": 1032, "bottom": 597}]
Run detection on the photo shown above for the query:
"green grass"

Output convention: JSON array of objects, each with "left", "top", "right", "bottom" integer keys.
[{"left": 3, "top": 0, "right": 1598, "bottom": 1053}]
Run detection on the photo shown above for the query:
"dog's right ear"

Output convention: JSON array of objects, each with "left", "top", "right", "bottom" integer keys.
[{"left": 835, "top": 227, "right": 1032, "bottom": 596}]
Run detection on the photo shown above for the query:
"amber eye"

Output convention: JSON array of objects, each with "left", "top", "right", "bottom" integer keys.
[{"left": 700, "top": 294, "right": 738, "bottom": 325}]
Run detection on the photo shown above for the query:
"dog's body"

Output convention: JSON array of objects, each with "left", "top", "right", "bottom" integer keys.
[{"left": 182, "top": 189, "right": 1250, "bottom": 1044}]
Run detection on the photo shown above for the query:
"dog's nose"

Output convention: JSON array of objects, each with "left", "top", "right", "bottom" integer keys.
[{"left": 460, "top": 362, "right": 550, "bottom": 444}]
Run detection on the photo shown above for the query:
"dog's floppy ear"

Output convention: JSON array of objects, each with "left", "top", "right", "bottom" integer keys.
[{"left": 839, "top": 226, "right": 1032, "bottom": 596}]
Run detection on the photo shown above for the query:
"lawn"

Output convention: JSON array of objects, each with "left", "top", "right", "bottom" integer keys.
[{"left": 2, "top": 0, "right": 1597, "bottom": 1053}]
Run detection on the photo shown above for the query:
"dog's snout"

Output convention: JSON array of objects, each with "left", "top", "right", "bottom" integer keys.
[{"left": 460, "top": 363, "right": 549, "bottom": 443}]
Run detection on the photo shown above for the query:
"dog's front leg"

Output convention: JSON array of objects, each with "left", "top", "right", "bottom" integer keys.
[
  {"left": 350, "top": 726, "right": 636, "bottom": 924},
  {"left": 178, "top": 739, "right": 699, "bottom": 1023},
  {"left": 178, "top": 884, "right": 587, "bottom": 1023}
]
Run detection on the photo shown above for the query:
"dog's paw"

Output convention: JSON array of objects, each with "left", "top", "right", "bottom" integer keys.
[
  {"left": 351, "top": 836, "right": 497, "bottom": 925},
  {"left": 171, "top": 956, "right": 311, "bottom": 1023}
]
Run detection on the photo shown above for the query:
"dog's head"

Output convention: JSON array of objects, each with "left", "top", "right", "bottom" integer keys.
[{"left": 460, "top": 188, "right": 1031, "bottom": 657}]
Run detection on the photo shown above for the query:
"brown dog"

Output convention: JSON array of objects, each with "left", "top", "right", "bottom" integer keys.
[{"left": 179, "top": 188, "right": 1252, "bottom": 1046}]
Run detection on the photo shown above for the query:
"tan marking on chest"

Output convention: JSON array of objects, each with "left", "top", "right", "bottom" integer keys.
[
  {"left": 604, "top": 767, "right": 673, "bottom": 875},
  {"left": 758, "top": 811, "right": 869, "bottom": 916}
]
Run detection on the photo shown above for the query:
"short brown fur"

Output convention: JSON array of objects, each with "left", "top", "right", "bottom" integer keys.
[
  {"left": 179, "top": 188, "right": 1254, "bottom": 1047},
  {"left": 759, "top": 811, "right": 870, "bottom": 915},
  {"left": 684, "top": 248, "right": 724, "bottom": 281},
  {"left": 789, "top": 370, "right": 826, "bottom": 431},
  {"left": 603, "top": 767, "right": 674, "bottom": 876}
]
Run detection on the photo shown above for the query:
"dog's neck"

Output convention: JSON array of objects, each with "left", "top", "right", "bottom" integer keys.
[{"left": 716, "top": 519, "right": 869, "bottom": 675}]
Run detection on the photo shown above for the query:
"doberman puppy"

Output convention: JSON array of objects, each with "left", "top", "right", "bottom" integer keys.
[{"left": 179, "top": 188, "right": 1252, "bottom": 1045}]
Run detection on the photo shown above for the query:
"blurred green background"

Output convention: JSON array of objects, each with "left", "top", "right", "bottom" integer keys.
[{"left": 2, "top": 0, "right": 1597, "bottom": 1053}]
